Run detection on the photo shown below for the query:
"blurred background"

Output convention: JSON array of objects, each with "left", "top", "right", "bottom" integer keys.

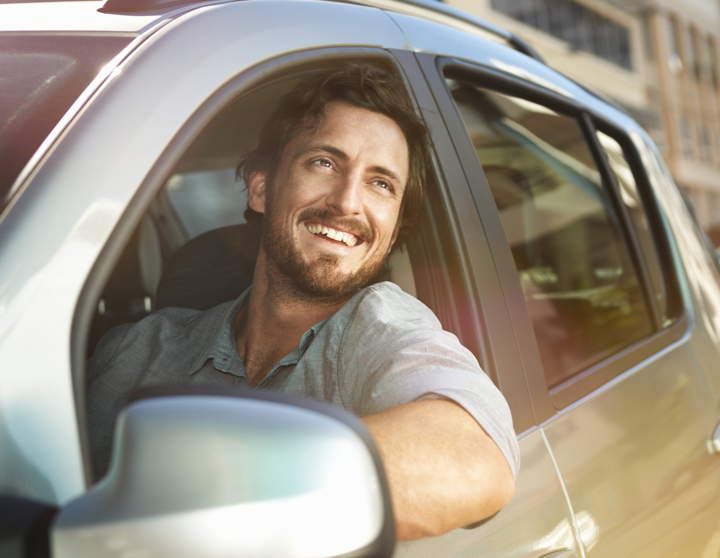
[{"left": 445, "top": 0, "right": 720, "bottom": 246}]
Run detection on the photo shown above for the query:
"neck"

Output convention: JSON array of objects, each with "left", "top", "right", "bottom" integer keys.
[{"left": 235, "top": 251, "right": 352, "bottom": 386}]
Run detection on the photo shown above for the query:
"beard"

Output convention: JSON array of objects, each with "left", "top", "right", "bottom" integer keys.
[{"left": 261, "top": 203, "right": 390, "bottom": 302}]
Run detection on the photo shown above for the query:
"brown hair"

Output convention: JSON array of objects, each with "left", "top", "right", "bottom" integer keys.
[{"left": 236, "top": 61, "right": 430, "bottom": 249}]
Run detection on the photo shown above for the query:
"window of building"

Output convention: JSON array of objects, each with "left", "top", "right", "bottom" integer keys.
[
  {"left": 680, "top": 117, "right": 695, "bottom": 158},
  {"left": 709, "top": 193, "right": 720, "bottom": 228},
  {"left": 446, "top": 79, "right": 654, "bottom": 388},
  {"left": 642, "top": 15, "right": 654, "bottom": 60},
  {"left": 687, "top": 27, "right": 701, "bottom": 80},
  {"left": 666, "top": 15, "right": 683, "bottom": 72},
  {"left": 699, "top": 125, "right": 712, "bottom": 164},
  {"left": 490, "top": 0, "right": 633, "bottom": 70},
  {"left": 706, "top": 36, "right": 718, "bottom": 89}
]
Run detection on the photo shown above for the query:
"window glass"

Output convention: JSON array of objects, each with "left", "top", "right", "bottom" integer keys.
[
  {"left": 446, "top": 78, "right": 653, "bottom": 388},
  {"left": 0, "top": 34, "right": 132, "bottom": 209},
  {"left": 667, "top": 15, "right": 683, "bottom": 71},
  {"left": 642, "top": 15, "right": 654, "bottom": 60},
  {"left": 164, "top": 168, "right": 247, "bottom": 238},
  {"left": 680, "top": 117, "right": 695, "bottom": 158},
  {"left": 706, "top": 36, "right": 719, "bottom": 88},
  {"left": 687, "top": 27, "right": 701, "bottom": 80},
  {"left": 490, "top": 0, "right": 632, "bottom": 70},
  {"left": 596, "top": 131, "right": 676, "bottom": 327}
]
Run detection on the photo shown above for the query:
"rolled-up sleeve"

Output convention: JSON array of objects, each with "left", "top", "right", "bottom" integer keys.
[{"left": 338, "top": 284, "right": 520, "bottom": 479}]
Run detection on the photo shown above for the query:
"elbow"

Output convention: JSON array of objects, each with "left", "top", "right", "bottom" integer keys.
[{"left": 492, "top": 470, "right": 515, "bottom": 513}]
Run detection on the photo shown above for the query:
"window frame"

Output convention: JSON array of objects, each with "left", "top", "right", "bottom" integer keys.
[
  {"left": 418, "top": 54, "right": 687, "bottom": 421},
  {"left": 406, "top": 50, "right": 536, "bottom": 435}
]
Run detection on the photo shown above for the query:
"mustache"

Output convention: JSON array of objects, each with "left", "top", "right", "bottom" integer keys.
[{"left": 297, "top": 208, "right": 373, "bottom": 243}]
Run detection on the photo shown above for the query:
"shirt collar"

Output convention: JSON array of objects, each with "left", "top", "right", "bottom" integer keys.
[
  {"left": 188, "top": 287, "right": 252, "bottom": 377},
  {"left": 187, "top": 286, "right": 332, "bottom": 379}
]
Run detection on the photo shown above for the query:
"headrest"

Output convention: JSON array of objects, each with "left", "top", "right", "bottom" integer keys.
[{"left": 156, "top": 224, "right": 259, "bottom": 311}]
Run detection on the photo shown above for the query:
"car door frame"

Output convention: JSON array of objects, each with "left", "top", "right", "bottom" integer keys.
[{"left": 414, "top": 52, "right": 689, "bottom": 423}]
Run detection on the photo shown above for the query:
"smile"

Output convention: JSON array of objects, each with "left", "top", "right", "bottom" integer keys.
[{"left": 305, "top": 223, "right": 360, "bottom": 247}]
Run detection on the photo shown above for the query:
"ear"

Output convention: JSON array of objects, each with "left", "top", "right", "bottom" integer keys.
[
  {"left": 247, "top": 171, "right": 268, "bottom": 214},
  {"left": 390, "top": 214, "right": 402, "bottom": 250}
]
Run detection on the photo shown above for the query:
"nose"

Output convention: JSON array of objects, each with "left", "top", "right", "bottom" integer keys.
[{"left": 325, "top": 171, "right": 363, "bottom": 215}]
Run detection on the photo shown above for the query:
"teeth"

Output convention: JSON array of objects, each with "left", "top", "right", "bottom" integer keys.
[{"left": 307, "top": 223, "right": 358, "bottom": 247}]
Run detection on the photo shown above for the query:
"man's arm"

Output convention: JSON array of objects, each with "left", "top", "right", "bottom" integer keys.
[{"left": 362, "top": 399, "right": 515, "bottom": 541}]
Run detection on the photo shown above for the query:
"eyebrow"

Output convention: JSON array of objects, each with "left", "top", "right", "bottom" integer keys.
[{"left": 296, "top": 144, "right": 403, "bottom": 184}]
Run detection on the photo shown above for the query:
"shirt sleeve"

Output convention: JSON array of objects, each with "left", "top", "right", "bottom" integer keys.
[
  {"left": 86, "top": 322, "right": 138, "bottom": 479},
  {"left": 338, "top": 284, "right": 520, "bottom": 479},
  {"left": 85, "top": 306, "right": 207, "bottom": 478}
]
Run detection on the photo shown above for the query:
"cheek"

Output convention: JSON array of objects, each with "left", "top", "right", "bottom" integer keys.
[{"left": 373, "top": 206, "right": 402, "bottom": 242}]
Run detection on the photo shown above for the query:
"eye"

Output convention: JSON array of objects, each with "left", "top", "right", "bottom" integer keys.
[
  {"left": 373, "top": 179, "right": 392, "bottom": 191},
  {"left": 313, "top": 158, "right": 333, "bottom": 169}
]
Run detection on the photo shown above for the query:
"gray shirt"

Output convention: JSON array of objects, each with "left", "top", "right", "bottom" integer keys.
[{"left": 88, "top": 281, "right": 520, "bottom": 479}]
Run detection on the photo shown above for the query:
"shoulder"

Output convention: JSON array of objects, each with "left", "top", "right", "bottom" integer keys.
[
  {"left": 342, "top": 282, "right": 441, "bottom": 333},
  {"left": 336, "top": 282, "right": 460, "bottom": 374},
  {"left": 88, "top": 303, "right": 231, "bottom": 376}
]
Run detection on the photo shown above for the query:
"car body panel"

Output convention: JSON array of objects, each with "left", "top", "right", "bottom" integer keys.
[{"left": 543, "top": 340, "right": 720, "bottom": 557}]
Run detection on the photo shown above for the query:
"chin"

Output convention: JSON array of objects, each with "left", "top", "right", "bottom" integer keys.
[{"left": 294, "top": 256, "right": 383, "bottom": 299}]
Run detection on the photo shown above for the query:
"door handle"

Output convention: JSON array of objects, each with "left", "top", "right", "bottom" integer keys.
[{"left": 537, "top": 550, "right": 578, "bottom": 558}]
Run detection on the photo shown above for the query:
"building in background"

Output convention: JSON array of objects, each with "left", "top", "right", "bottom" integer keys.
[{"left": 448, "top": 0, "right": 720, "bottom": 242}]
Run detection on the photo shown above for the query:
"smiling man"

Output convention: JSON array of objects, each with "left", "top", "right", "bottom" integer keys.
[{"left": 87, "top": 62, "right": 519, "bottom": 540}]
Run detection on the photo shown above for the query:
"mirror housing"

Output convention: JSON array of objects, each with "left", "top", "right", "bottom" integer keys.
[{"left": 53, "top": 386, "right": 395, "bottom": 558}]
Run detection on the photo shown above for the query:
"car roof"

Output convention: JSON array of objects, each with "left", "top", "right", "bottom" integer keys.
[{"left": 0, "top": 0, "right": 544, "bottom": 62}]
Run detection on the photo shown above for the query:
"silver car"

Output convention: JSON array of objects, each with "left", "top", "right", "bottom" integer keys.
[{"left": 3, "top": 0, "right": 720, "bottom": 557}]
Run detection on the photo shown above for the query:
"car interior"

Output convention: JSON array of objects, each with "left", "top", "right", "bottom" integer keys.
[{"left": 86, "top": 61, "right": 467, "bottom": 364}]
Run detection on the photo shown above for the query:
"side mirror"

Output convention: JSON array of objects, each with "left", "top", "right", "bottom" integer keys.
[{"left": 52, "top": 386, "right": 395, "bottom": 558}]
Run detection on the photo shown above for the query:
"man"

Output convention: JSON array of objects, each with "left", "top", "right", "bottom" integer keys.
[{"left": 88, "top": 62, "right": 519, "bottom": 540}]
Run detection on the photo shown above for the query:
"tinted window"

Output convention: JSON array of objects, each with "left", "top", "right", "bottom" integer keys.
[
  {"left": 165, "top": 169, "right": 247, "bottom": 238},
  {"left": 0, "top": 34, "right": 132, "bottom": 209},
  {"left": 447, "top": 79, "right": 653, "bottom": 387},
  {"left": 596, "top": 130, "right": 677, "bottom": 327}
]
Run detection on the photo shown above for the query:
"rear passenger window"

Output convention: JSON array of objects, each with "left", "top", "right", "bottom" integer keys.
[
  {"left": 596, "top": 131, "right": 677, "bottom": 328},
  {"left": 446, "top": 79, "right": 654, "bottom": 388}
]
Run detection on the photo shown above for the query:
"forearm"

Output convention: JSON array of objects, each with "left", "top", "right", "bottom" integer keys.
[{"left": 362, "top": 399, "right": 515, "bottom": 541}]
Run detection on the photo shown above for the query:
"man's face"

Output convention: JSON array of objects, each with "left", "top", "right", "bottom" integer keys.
[{"left": 248, "top": 101, "right": 410, "bottom": 300}]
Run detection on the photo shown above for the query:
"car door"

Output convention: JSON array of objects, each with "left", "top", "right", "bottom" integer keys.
[
  {"left": 401, "top": 15, "right": 720, "bottom": 556},
  {"left": 388, "top": 44, "right": 585, "bottom": 558},
  {"left": 0, "top": 0, "right": 417, "bottom": 508}
]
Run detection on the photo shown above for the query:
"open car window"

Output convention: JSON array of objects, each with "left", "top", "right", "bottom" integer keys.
[
  {"left": 87, "top": 60, "right": 466, "bottom": 365},
  {"left": 0, "top": 34, "right": 132, "bottom": 209}
]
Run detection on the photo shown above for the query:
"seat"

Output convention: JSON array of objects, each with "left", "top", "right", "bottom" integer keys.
[{"left": 155, "top": 224, "right": 260, "bottom": 310}]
